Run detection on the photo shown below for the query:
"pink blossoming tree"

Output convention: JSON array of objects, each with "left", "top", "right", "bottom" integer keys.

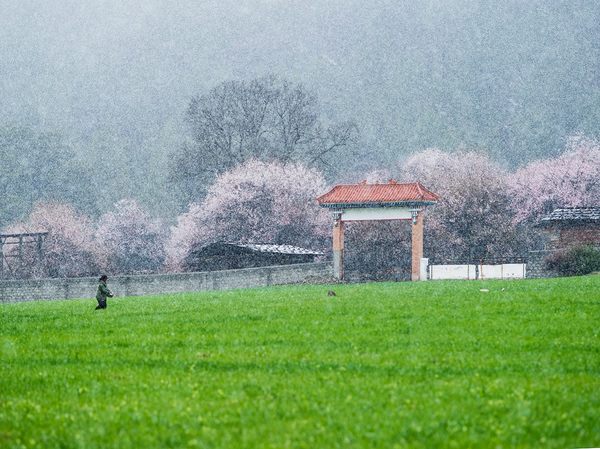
[
  {"left": 165, "top": 159, "right": 330, "bottom": 272},
  {"left": 509, "top": 134, "right": 600, "bottom": 223},
  {"left": 96, "top": 199, "right": 167, "bottom": 274},
  {"left": 396, "top": 148, "right": 517, "bottom": 260},
  {"left": 2, "top": 201, "right": 100, "bottom": 278}
]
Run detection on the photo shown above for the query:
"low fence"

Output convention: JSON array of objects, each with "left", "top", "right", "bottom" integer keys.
[
  {"left": 426, "top": 258, "right": 527, "bottom": 280},
  {"left": 428, "top": 263, "right": 526, "bottom": 280},
  {"left": 0, "top": 262, "right": 333, "bottom": 304}
]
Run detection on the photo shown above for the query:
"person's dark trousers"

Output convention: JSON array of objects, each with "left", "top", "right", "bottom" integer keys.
[{"left": 94, "top": 300, "right": 107, "bottom": 310}]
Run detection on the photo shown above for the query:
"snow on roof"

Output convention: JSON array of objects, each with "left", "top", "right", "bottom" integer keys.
[
  {"left": 237, "top": 243, "right": 324, "bottom": 255},
  {"left": 193, "top": 242, "right": 324, "bottom": 256},
  {"left": 540, "top": 207, "right": 600, "bottom": 223}
]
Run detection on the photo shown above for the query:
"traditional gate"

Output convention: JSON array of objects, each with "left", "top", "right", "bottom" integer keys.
[{"left": 316, "top": 180, "right": 439, "bottom": 281}]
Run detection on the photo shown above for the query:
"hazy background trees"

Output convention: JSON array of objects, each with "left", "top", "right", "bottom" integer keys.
[
  {"left": 0, "top": 126, "right": 98, "bottom": 229},
  {"left": 2, "top": 0, "right": 600, "bottom": 175}
]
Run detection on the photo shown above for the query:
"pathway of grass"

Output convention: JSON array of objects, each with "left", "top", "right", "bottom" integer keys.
[{"left": 1, "top": 276, "right": 599, "bottom": 448}]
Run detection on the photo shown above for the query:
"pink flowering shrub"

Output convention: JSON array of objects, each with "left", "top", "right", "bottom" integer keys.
[
  {"left": 2, "top": 201, "right": 100, "bottom": 278},
  {"left": 509, "top": 134, "right": 600, "bottom": 223},
  {"left": 96, "top": 199, "right": 167, "bottom": 274},
  {"left": 163, "top": 203, "right": 204, "bottom": 272},
  {"left": 165, "top": 159, "right": 330, "bottom": 271}
]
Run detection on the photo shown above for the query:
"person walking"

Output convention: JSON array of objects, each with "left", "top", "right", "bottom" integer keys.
[{"left": 95, "top": 275, "right": 113, "bottom": 310}]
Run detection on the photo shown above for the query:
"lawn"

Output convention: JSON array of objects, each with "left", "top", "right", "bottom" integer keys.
[{"left": 1, "top": 276, "right": 599, "bottom": 448}]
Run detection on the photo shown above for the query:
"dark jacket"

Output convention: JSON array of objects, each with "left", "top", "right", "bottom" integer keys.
[{"left": 96, "top": 280, "right": 113, "bottom": 301}]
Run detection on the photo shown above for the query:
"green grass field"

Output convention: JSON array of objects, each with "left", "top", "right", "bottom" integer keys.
[{"left": 1, "top": 276, "right": 599, "bottom": 448}]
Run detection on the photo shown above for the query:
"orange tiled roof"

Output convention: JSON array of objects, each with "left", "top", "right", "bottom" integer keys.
[{"left": 316, "top": 180, "right": 439, "bottom": 207}]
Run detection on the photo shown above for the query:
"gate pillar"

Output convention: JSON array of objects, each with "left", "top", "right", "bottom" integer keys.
[
  {"left": 332, "top": 217, "right": 344, "bottom": 279},
  {"left": 411, "top": 209, "right": 423, "bottom": 281}
]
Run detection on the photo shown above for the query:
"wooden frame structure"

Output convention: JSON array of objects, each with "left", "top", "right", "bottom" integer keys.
[
  {"left": 0, "top": 232, "right": 48, "bottom": 279},
  {"left": 316, "top": 180, "right": 439, "bottom": 281}
]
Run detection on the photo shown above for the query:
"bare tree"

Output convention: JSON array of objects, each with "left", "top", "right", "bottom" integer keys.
[{"left": 170, "top": 76, "right": 358, "bottom": 203}]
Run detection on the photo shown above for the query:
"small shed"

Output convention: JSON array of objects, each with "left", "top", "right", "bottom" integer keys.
[
  {"left": 538, "top": 207, "right": 600, "bottom": 250},
  {"left": 184, "top": 242, "right": 324, "bottom": 272}
]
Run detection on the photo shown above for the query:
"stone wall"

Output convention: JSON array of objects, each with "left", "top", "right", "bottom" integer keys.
[
  {"left": 526, "top": 250, "right": 558, "bottom": 279},
  {"left": 0, "top": 262, "right": 333, "bottom": 304}
]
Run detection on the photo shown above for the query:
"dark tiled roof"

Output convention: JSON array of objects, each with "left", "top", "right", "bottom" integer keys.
[
  {"left": 316, "top": 181, "right": 439, "bottom": 207},
  {"left": 540, "top": 207, "right": 600, "bottom": 223}
]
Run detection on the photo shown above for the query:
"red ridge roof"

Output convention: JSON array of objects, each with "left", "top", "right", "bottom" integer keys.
[{"left": 316, "top": 181, "right": 439, "bottom": 206}]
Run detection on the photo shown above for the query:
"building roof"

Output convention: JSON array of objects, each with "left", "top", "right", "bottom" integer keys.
[
  {"left": 316, "top": 180, "right": 439, "bottom": 208},
  {"left": 192, "top": 242, "right": 324, "bottom": 256},
  {"left": 539, "top": 207, "right": 600, "bottom": 224},
  {"left": 238, "top": 243, "right": 324, "bottom": 255}
]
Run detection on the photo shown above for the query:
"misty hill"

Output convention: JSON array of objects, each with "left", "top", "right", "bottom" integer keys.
[{"left": 1, "top": 0, "right": 599, "bottom": 183}]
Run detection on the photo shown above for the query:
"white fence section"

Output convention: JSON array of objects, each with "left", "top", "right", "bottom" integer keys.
[
  {"left": 426, "top": 259, "right": 526, "bottom": 281},
  {"left": 479, "top": 263, "right": 526, "bottom": 279},
  {"left": 429, "top": 264, "right": 477, "bottom": 280}
]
